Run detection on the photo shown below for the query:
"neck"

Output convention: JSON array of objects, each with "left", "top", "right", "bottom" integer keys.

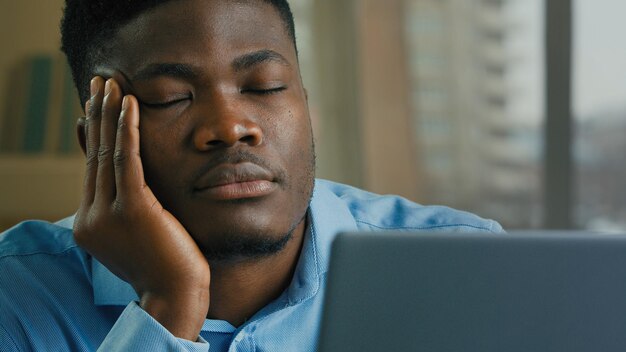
[{"left": 206, "top": 219, "right": 307, "bottom": 326}]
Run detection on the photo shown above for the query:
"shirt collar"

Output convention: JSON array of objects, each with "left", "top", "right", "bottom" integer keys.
[
  {"left": 88, "top": 179, "right": 358, "bottom": 306},
  {"left": 307, "top": 179, "right": 359, "bottom": 274},
  {"left": 282, "top": 179, "right": 359, "bottom": 304}
]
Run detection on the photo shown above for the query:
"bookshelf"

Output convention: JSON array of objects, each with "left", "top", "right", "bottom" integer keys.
[{"left": 0, "top": 51, "right": 87, "bottom": 231}]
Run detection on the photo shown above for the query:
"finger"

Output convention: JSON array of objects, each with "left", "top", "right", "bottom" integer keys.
[
  {"left": 82, "top": 77, "right": 105, "bottom": 205},
  {"left": 114, "top": 95, "right": 146, "bottom": 201},
  {"left": 95, "top": 78, "right": 124, "bottom": 203}
]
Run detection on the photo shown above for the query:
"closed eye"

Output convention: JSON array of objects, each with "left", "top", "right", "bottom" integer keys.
[
  {"left": 141, "top": 96, "right": 191, "bottom": 109},
  {"left": 242, "top": 87, "right": 287, "bottom": 95}
]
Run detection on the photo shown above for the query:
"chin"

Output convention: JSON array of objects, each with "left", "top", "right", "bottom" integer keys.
[{"left": 188, "top": 215, "right": 306, "bottom": 263}]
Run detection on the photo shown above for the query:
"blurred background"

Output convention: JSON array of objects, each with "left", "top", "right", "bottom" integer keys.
[{"left": 0, "top": 0, "right": 624, "bottom": 232}]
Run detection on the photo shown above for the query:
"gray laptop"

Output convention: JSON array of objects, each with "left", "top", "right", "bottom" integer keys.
[{"left": 318, "top": 231, "right": 626, "bottom": 352}]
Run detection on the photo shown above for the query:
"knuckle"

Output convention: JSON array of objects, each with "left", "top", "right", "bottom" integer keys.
[
  {"left": 85, "top": 151, "right": 99, "bottom": 168},
  {"left": 113, "top": 149, "right": 127, "bottom": 166},
  {"left": 97, "top": 145, "right": 113, "bottom": 160},
  {"left": 111, "top": 199, "right": 130, "bottom": 218},
  {"left": 112, "top": 199, "right": 139, "bottom": 223},
  {"left": 111, "top": 199, "right": 124, "bottom": 214}
]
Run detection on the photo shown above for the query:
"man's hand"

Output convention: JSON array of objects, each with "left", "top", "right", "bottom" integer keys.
[{"left": 73, "top": 77, "right": 210, "bottom": 341}]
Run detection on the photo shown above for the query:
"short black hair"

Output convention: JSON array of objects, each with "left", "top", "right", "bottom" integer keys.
[{"left": 60, "top": 0, "right": 297, "bottom": 105}]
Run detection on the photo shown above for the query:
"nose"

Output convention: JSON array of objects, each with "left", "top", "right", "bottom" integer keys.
[{"left": 192, "top": 98, "right": 263, "bottom": 151}]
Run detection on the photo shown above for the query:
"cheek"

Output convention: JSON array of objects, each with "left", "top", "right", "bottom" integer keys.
[
  {"left": 263, "top": 101, "right": 311, "bottom": 147},
  {"left": 139, "top": 111, "right": 189, "bottom": 156},
  {"left": 283, "top": 110, "right": 313, "bottom": 155},
  {"left": 277, "top": 110, "right": 315, "bottom": 184},
  {"left": 138, "top": 122, "right": 187, "bottom": 184}
]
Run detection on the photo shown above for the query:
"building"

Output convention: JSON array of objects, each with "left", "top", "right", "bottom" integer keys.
[{"left": 406, "top": 0, "right": 541, "bottom": 228}]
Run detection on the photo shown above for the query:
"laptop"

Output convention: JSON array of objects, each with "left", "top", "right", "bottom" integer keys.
[{"left": 318, "top": 231, "right": 626, "bottom": 352}]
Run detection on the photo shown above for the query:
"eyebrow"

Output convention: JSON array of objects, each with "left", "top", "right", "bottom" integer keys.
[
  {"left": 130, "top": 63, "right": 199, "bottom": 82},
  {"left": 129, "top": 49, "right": 290, "bottom": 82},
  {"left": 232, "top": 49, "right": 291, "bottom": 72}
]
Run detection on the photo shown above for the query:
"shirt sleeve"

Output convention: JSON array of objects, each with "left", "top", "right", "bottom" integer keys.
[{"left": 97, "top": 301, "right": 209, "bottom": 352}]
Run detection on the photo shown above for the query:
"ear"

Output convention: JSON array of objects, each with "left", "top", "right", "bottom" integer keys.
[{"left": 76, "top": 116, "right": 87, "bottom": 155}]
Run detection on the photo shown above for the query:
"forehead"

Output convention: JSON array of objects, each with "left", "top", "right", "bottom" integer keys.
[{"left": 103, "top": 0, "right": 295, "bottom": 75}]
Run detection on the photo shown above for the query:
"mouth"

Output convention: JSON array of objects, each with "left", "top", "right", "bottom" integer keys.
[{"left": 192, "top": 162, "right": 278, "bottom": 201}]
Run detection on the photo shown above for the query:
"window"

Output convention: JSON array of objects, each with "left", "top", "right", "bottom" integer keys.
[
  {"left": 406, "top": 0, "right": 543, "bottom": 228},
  {"left": 574, "top": 0, "right": 626, "bottom": 231}
]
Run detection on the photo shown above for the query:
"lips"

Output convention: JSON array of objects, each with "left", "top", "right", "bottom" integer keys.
[{"left": 192, "top": 162, "right": 278, "bottom": 200}]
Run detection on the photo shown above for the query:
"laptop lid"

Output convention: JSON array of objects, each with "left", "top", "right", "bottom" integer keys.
[{"left": 318, "top": 231, "right": 626, "bottom": 352}]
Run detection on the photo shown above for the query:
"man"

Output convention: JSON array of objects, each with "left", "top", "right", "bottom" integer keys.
[{"left": 0, "top": 0, "right": 503, "bottom": 351}]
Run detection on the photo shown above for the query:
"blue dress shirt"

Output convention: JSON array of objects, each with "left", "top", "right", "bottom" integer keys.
[{"left": 0, "top": 179, "right": 502, "bottom": 351}]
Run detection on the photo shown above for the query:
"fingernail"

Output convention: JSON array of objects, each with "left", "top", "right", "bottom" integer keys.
[
  {"left": 90, "top": 77, "right": 98, "bottom": 97},
  {"left": 104, "top": 79, "right": 113, "bottom": 96}
]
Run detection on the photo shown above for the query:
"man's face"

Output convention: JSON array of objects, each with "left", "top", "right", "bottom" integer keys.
[{"left": 94, "top": 0, "right": 315, "bottom": 260}]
